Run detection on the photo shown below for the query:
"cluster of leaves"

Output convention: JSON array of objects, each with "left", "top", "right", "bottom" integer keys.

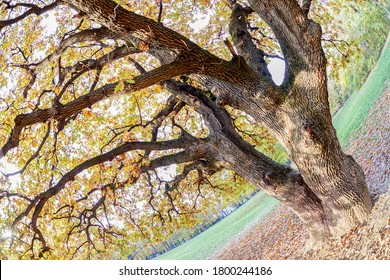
[
  {"left": 178, "top": 0, "right": 389, "bottom": 116},
  {"left": 0, "top": 0, "right": 281, "bottom": 259},
  {"left": 310, "top": 0, "right": 389, "bottom": 113},
  {"left": 0, "top": 0, "right": 385, "bottom": 260}
]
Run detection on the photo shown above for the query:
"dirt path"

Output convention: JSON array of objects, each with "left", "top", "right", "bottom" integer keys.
[{"left": 213, "top": 88, "right": 390, "bottom": 260}]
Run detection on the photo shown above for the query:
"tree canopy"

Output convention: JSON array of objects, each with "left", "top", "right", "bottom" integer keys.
[{"left": 0, "top": 0, "right": 384, "bottom": 259}]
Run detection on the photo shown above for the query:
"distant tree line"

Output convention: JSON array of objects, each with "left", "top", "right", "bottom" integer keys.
[
  {"left": 128, "top": 190, "right": 260, "bottom": 260},
  {"left": 328, "top": 1, "right": 389, "bottom": 114}
]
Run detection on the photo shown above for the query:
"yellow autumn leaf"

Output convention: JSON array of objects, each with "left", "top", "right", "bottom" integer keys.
[
  {"left": 115, "top": 80, "right": 125, "bottom": 93},
  {"left": 122, "top": 131, "right": 134, "bottom": 141},
  {"left": 83, "top": 109, "right": 93, "bottom": 117},
  {"left": 73, "top": 182, "right": 81, "bottom": 191}
]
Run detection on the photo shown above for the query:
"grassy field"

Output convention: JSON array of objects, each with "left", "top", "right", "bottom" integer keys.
[
  {"left": 154, "top": 192, "right": 279, "bottom": 260},
  {"left": 154, "top": 35, "right": 390, "bottom": 260},
  {"left": 333, "top": 34, "right": 390, "bottom": 147}
]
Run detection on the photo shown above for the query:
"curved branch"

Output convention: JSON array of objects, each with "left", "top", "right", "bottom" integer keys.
[
  {"left": 0, "top": 59, "right": 196, "bottom": 159},
  {"left": 64, "top": 0, "right": 283, "bottom": 97},
  {"left": 301, "top": 0, "right": 312, "bottom": 17},
  {"left": 20, "top": 27, "right": 119, "bottom": 97},
  {"left": 0, "top": 1, "right": 61, "bottom": 31},
  {"left": 10, "top": 135, "right": 200, "bottom": 233},
  {"left": 165, "top": 159, "right": 221, "bottom": 192},
  {"left": 249, "top": 0, "right": 323, "bottom": 73},
  {"left": 157, "top": 77, "right": 327, "bottom": 233},
  {"left": 58, "top": 44, "right": 140, "bottom": 85},
  {"left": 43, "top": 27, "right": 117, "bottom": 71},
  {"left": 228, "top": 3, "right": 272, "bottom": 78},
  {"left": 5, "top": 122, "right": 51, "bottom": 176},
  {"left": 146, "top": 150, "right": 201, "bottom": 172},
  {"left": 52, "top": 138, "right": 192, "bottom": 193},
  {"left": 65, "top": 0, "right": 205, "bottom": 56},
  {"left": 0, "top": 190, "right": 32, "bottom": 202}
]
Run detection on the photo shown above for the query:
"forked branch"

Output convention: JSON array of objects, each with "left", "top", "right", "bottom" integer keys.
[{"left": 0, "top": 1, "right": 61, "bottom": 31}]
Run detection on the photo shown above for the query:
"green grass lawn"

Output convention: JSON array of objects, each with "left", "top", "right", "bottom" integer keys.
[
  {"left": 154, "top": 34, "right": 390, "bottom": 261},
  {"left": 333, "top": 34, "right": 390, "bottom": 147},
  {"left": 154, "top": 192, "right": 279, "bottom": 260}
]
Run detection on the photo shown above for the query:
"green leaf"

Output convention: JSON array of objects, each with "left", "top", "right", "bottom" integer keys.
[{"left": 115, "top": 80, "right": 125, "bottom": 93}]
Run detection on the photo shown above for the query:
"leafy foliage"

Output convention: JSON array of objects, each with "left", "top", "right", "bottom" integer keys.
[
  {"left": 0, "top": 0, "right": 385, "bottom": 259},
  {"left": 319, "top": 0, "right": 390, "bottom": 113},
  {"left": 0, "top": 0, "right": 268, "bottom": 259}
]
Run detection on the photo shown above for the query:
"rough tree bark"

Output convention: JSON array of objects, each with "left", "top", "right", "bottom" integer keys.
[{"left": 0, "top": 0, "right": 373, "bottom": 250}]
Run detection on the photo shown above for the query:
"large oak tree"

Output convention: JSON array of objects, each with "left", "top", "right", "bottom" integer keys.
[{"left": 0, "top": 0, "right": 373, "bottom": 259}]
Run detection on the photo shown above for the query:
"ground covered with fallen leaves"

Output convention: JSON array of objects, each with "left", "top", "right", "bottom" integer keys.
[{"left": 213, "top": 88, "right": 389, "bottom": 260}]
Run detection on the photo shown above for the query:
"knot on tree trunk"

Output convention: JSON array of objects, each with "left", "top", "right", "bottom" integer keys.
[
  {"left": 295, "top": 123, "right": 324, "bottom": 154},
  {"left": 216, "top": 94, "right": 233, "bottom": 107},
  {"left": 263, "top": 170, "right": 276, "bottom": 186}
]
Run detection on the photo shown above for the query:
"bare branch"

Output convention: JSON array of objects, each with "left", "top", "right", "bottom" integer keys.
[
  {"left": 157, "top": 0, "right": 163, "bottom": 23},
  {"left": 249, "top": 0, "right": 323, "bottom": 73},
  {"left": 0, "top": 59, "right": 198, "bottom": 158},
  {"left": 10, "top": 135, "right": 198, "bottom": 227},
  {"left": 0, "top": 190, "right": 32, "bottom": 202},
  {"left": 64, "top": 0, "right": 277, "bottom": 87},
  {"left": 165, "top": 163, "right": 197, "bottom": 191},
  {"left": 0, "top": 1, "right": 61, "bottom": 31},
  {"left": 146, "top": 150, "right": 200, "bottom": 172},
  {"left": 101, "top": 95, "right": 184, "bottom": 153},
  {"left": 164, "top": 160, "right": 220, "bottom": 192},
  {"left": 59, "top": 44, "right": 140, "bottom": 84},
  {"left": 20, "top": 27, "right": 118, "bottom": 97},
  {"left": 65, "top": 0, "right": 203, "bottom": 55},
  {"left": 5, "top": 122, "right": 51, "bottom": 176},
  {"left": 224, "top": 39, "right": 238, "bottom": 57},
  {"left": 301, "top": 0, "right": 312, "bottom": 17},
  {"left": 322, "top": 38, "right": 349, "bottom": 57},
  {"left": 228, "top": 3, "right": 273, "bottom": 78},
  {"left": 7, "top": 129, "right": 213, "bottom": 257}
]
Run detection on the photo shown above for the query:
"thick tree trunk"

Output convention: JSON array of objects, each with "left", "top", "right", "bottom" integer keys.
[
  {"left": 284, "top": 86, "right": 373, "bottom": 238},
  {"left": 226, "top": 0, "right": 373, "bottom": 244},
  {"left": 63, "top": 0, "right": 373, "bottom": 247},
  {"left": 277, "top": 44, "right": 372, "bottom": 239},
  {"left": 208, "top": 120, "right": 372, "bottom": 246}
]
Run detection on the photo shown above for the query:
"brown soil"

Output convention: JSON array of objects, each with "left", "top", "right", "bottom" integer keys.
[{"left": 213, "top": 88, "right": 390, "bottom": 260}]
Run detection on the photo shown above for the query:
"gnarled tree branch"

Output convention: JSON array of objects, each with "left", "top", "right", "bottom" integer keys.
[
  {"left": 0, "top": 59, "right": 199, "bottom": 159},
  {"left": 10, "top": 134, "right": 205, "bottom": 236},
  {"left": 248, "top": 0, "right": 323, "bottom": 73},
  {"left": 0, "top": 1, "right": 61, "bottom": 31},
  {"left": 228, "top": 3, "right": 273, "bottom": 78},
  {"left": 301, "top": 0, "right": 312, "bottom": 17}
]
